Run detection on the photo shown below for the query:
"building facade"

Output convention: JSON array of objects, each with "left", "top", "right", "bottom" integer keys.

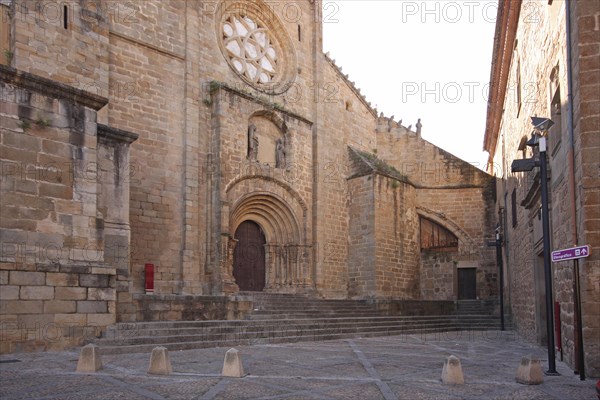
[
  {"left": 484, "top": 0, "right": 599, "bottom": 377},
  {"left": 0, "top": 0, "right": 500, "bottom": 353}
]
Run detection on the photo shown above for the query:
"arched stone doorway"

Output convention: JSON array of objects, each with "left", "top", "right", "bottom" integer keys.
[
  {"left": 225, "top": 189, "right": 312, "bottom": 293},
  {"left": 233, "top": 220, "right": 266, "bottom": 291}
]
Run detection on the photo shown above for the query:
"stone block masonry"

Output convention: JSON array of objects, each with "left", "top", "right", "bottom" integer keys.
[
  {"left": 1, "top": 0, "right": 514, "bottom": 362},
  {"left": 1, "top": 65, "right": 137, "bottom": 353},
  {"left": 0, "top": 263, "right": 116, "bottom": 353},
  {"left": 484, "top": 0, "right": 600, "bottom": 377}
]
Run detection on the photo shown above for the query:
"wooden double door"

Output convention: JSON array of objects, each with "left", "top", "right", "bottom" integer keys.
[{"left": 233, "top": 221, "right": 266, "bottom": 291}]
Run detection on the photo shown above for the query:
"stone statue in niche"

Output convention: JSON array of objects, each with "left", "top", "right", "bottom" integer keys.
[
  {"left": 247, "top": 124, "right": 259, "bottom": 160},
  {"left": 275, "top": 137, "right": 286, "bottom": 168}
]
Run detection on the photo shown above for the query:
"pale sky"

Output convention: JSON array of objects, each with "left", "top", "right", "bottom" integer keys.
[{"left": 322, "top": 0, "right": 498, "bottom": 169}]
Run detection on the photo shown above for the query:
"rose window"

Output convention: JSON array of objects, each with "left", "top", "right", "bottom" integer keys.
[{"left": 222, "top": 15, "right": 278, "bottom": 85}]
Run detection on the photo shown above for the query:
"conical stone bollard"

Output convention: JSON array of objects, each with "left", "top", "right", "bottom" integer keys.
[
  {"left": 441, "top": 355, "right": 465, "bottom": 384},
  {"left": 515, "top": 355, "right": 544, "bottom": 385},
  {"left": 76, "top": 344, "right": 103, "bottom": 373},
  {"left": 148, "top": 346, "right": 172, "bottom": 375},
  {"left": 222, "top": 348, "right": 245, "bottom": 378}
]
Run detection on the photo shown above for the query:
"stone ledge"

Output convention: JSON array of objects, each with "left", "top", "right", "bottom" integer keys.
[
  {"left": 34, "top": 263, "right": 117, "bottom": 276},
  {"left": 0, "top": 65, "right": 108, "bottom": 110},
  {"left": 97, "top": 124, "right": 139, "bottom": 144},
  {"left": 209, "top": 82, "right": 313, "bottom": 126},
  {"left": 131, "top": 294, "right": 229, "bottom": 302}
]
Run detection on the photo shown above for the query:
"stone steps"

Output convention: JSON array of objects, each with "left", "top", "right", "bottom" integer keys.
[
  {"left": 244, "top": 294, "right": 382, "bottom": 319},
  {"left": 103, "top": 316, "right": 498, "bottom": 337},
  {"left": 455, "top": 300, "right": 498, "bottom": 315},
  {"left": 249, "top": 306, "right": 377, "bottom": 312},
  {"left": 248, "top": 312, "right": 383, "bottom": 319},
  {"left": 94, "top": 318, "right": 504, "bottom": 354},
  {"left": 93, "top": 315, "right": 505, "bottom": 354},
  {"left": 91, "top": 294, "right": 507, "bottom": 354},
  {"left": 102, "top": 317, "right": 501, "bottom": 340}
]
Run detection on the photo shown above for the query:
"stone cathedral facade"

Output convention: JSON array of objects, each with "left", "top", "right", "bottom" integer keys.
[{"left": 0, "top": 0, "right": 498, "bottom": 352}]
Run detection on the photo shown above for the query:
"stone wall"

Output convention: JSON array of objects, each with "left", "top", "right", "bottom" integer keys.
[
  {"left": 11, "top": 0, "right": 109, "bottom": 95},
  {"left": 416, "top": 186, "right": 498, "bottom": 300},
  {"left": 312, "top": 55, "right": 378, "bottom": 298},
  {"left": 0, "top": 66, "right": 136, "bottom": 352},
  {"left": 420, "top": 250, "right": 457, "bottom": 301},
  {"left": 373, "top": 175, "right": 420, "bottom": 299},
  {"left": 0, "top": 263, "right": 116, "bottom": 352},
  {"left": 486, "top": 0, "right": 599, "bottom": 377},
  {"left": 0, "top": 0, "right": 509, "bottom": 355},
  {"left": 131, "top": 294, "right": 252, "bottom": 322},
  {"left": 376, "top": 128, "right": 498, "bottom": 301},
  {"left": 347, "top": 174, "right": 375, "bottom": 298},
  {"left": 107, "top": 3, "right": 187, "bottom": 300},
  {"left": 568, "top": 0, "right": 600, "bottom": 378},
  {"left": 376, "top": 124, "right": 491, "bottom": 188},
  {"left": 0, "top": 3, "right": 9, "bottom": 65}
]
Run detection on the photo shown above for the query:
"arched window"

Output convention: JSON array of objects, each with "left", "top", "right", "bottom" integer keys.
[{"left": 420, "top": 217, "right": 458, "bottom": 250}]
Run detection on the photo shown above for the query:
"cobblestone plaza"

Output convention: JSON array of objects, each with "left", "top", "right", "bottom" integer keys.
[{"left": 1, "top": 331, "right": 596, "bottom": 400}]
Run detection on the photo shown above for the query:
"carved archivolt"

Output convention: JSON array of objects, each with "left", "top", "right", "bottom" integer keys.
[
  {"left": 227, "top": 190, "right": 312, "bottom": 290},
  {"left": 230, "top": 191, "right": 302, "bottom": 244}
]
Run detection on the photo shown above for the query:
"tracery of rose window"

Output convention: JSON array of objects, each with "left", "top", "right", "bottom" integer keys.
[{"left": 222, "top": 15, "right": 278, "bottom": 84}]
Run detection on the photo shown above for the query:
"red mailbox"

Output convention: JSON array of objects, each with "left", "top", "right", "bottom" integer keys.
[{"left": 145, "top": 263, "right": 154, "bottom": 293}]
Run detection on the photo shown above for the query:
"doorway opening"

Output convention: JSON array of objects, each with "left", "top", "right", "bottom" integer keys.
[
  {"left": 233, "top": 220, "right": 266, "bottom": 291},
  {"left": 458, "top": 268, "right": 477, "bottom": 300}
]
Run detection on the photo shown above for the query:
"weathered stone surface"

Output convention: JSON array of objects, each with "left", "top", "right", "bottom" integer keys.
[
  {"left": 222, "top": 348, "right": 245, "bottom": 378},
  {"left": 46, "top": 273, "right": 78, "bottom": 287},
  {"left": 0, "top": 1, "right": 596, "bottom": 377},
  {"left": 0, "top": 285, "right": 20, "bottom": 300},
  {"left": 79, "top": 274, "right": 109, "bottom": 288},
  {"left": 76, "top": 344, "right": 102, "bottom": 373},
  {"left": 441, "top": 355, "right": 465, "bottom": 385},
  {"left": 147, "top": 346, "right": 172, "bottom": 375},
  {"left": 9, "top": 271, "right": 45, "bottom": 286},
  {"left": 20, "top": 286, "right": 54, "bottom": 300},
  {"left": 515, "top": 355, "right": 544, "bottom": 385},
  {"left": 55, "top": 287, "right": 87, "bottom": 300},
  {"left": 76, "top": 301, "right": 108, "bottom": 314},
  {"left": 483, "top": 0, "right": 600, "bottom": 377},
  {"left": 43, "top": 300, "right": 76, "bottom": 314}
]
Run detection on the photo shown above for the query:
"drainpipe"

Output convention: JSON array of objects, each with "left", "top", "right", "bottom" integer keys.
[{"left": 564, "top": 0, "right": 585, "bottom": 381}]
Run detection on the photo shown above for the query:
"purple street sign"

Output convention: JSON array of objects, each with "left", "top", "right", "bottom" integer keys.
[{"left": 551, "top": 245, "right": 591, "bottom": 263}]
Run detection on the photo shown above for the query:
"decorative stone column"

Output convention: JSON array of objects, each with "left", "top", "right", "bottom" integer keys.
[
  {"left": 264, "top": 244, "right": 276, "bottom": 290},
  {"left": 97, "top": 124, "right": 139, "bottom": 322},
  {"left": 221, "top": 235, "right": 239, "bottom": 294},
  {"left": 264, "top": 243, "right": 313, "bottom": 292}
]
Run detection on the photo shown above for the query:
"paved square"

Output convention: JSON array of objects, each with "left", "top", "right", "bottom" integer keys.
[{"left": 0, "top": 331, "right": 595, "bottom": 399}]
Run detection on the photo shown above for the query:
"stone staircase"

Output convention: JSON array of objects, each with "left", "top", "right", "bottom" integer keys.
[
  {"left": 91, "top": 293, "right": 507, "bottom": 354},
  {"left": 246, "top": 292, "right": 385, "bottom": 320},
  {"left": 456, "top": 299, "right": 498, "bottom": 315}
]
